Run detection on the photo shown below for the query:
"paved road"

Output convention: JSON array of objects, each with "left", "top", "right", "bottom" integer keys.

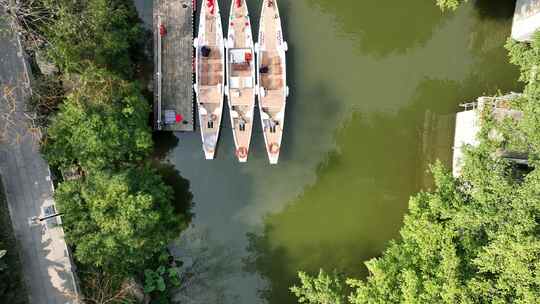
[{"left": 0, "top": 12, "right": 79, "bottom": 304}]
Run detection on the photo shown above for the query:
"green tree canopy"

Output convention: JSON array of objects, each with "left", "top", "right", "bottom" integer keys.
[
  {"left": 503, "top": 33, "right": 540, "bottom": 158},
  {"left": 56, "top": 166, "right": 186, "bottom": 275},
  {"left": 292, "top": 158, "right": 540, "bottom": 304},
  {"left": 435, "top": 0, "right": 467, "bottom": 11},
  {"left": 42, "top": 0, "right": 144, "bottom": 76},
  {"left": 290, "top": 270, "right": 348, "bottom": 304},
  {"left": 349, "top": 158, "right": 540, "bottom": 304},
  {"left": 42, "top": 67, "right": 152, "bottom": 170}
]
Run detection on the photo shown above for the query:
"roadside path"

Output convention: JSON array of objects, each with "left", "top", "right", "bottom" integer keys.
[{"left": 0, "top": 11, "right": 79, "bottom": 304}]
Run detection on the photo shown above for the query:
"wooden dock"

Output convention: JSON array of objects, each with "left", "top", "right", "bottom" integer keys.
[{"left": 154, "top": 0, "right": 194, "bottom": 131}]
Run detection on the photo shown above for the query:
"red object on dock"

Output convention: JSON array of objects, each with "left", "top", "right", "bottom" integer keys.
[
  {"left": 159, "top": 24, "right": 167, "bottom": 37},
  {"left": 176, "top": 114, "right": 183, "bottom": 123},
  {"left": 245, "top": 52, "right": 252, "bottom": 62}
]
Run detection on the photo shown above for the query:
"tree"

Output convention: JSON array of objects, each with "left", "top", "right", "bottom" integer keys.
[
  {"left": 55, "top": 166, "right": 187, "bottom": 275},
  {"left": 293, "top": 159, "right": 540, "bottom": 304},
  {"left": 290, "top": 270, "right": 348, "bottom": 304},
  {"left": 348, "top": 157, "right": 540, "bottom": 304},
  {"left": 42, "top": 67, "right": 152, "bottom": 170},
  {"left": 42, "top": 0, "right": 144, "bottom": 77},
  {"left": 435, "top": 0, "right": 467, "bottom": 11},
  {"left": 504, "top": 33, "right": 540, "bottom": 159}
]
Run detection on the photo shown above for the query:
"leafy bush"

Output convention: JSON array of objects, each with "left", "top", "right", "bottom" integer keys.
[
  {"left": 56, "top": 167, "right": 186, "bottom": 275},
  {"left": 42, "top": 67, "right": 152, "bottom": 170},
  {"left": 435, "top": 0, "right": 467, "bottom": 11},
  {"left": 42, "top": 0, "right": 144, "bottom": 77}
]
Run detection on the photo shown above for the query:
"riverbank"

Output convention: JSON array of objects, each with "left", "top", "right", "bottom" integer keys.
[{"left": 5, "top": 1, "right": 194, "bottom": 302}]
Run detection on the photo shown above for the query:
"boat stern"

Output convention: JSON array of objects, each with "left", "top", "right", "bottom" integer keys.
[
  {"left": 204, "top": 148, "right": 216, "bottom": 160},
  {"left": 202, "top": 131, "right": 219, "bottom": 160},
  {"left": 267, "top": 153, "right": 279, "bottom": 165},
  {"left": 266, "top": 142, "right": 280, "bottom": 165}
]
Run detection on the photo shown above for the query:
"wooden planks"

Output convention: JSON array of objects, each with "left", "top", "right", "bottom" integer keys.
[{"left": 154, "top": 0, "right": 194, "bottom": 131}]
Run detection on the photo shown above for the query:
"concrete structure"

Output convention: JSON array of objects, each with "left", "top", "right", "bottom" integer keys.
[
  {"left": 0, "top": 11, "right": 80, "bottom": 303},
  {"left": 512, "top": 0, "right": 540, "bottom": 41},
  {"left": 452, "top": 94, "right": 526, "bottom": 177},
  {"left": 153, "top": 0, "right": 194, "bottom": 131}
]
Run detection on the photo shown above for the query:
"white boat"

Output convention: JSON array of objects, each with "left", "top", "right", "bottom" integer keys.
[
  {"left": 225, "top": 0, "right": 256, "bottom": 162},
  {"left": 256, "top": 0, "right": 288, "bottom": 165},
  {"left": 194, "top": 0, "right": 225, "bottom": 159}
]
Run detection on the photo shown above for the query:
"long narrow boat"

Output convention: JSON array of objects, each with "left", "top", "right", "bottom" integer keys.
[
  {"left": 256, "top": 0, "right": 288, "bottom": 165},
  {"left": 194, "top": 0, "right": 225, "bottom": 159},
  {"left": 225, "top": 0, "right": 256, "bottom": 162}
]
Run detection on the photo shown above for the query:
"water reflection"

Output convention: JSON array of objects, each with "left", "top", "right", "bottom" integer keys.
[
  {"left": 152, "top": 131, "right": 180, "bottom": 160},
  {"left": 170, "top": 226, "right": 242, "bottom": 304},
  {"left": 474, "top": 0, "right": 517, "bottom": 19},
  {"left": 306, "top": 0, "right": 450, "bottom": 56},
  {"left": 153, "top": 162, "right": 194, "bottom": 219}
]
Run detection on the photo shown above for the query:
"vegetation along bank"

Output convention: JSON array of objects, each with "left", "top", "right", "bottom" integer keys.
[{"left": 5, "top": 0, "right": 193, "bottom": 302}]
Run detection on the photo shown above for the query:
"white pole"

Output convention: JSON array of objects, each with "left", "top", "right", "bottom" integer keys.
[{"left": 157, "top": 13, "right": 163, "bottom": 129}]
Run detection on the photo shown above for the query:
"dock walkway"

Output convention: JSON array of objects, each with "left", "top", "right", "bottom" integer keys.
[{"left": 154, "top": 0, "right": 194, "bottom": 131}]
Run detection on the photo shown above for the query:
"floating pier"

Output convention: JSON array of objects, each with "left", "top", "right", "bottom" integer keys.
[{"left": 154, "top": 0, "right": 194, "bottom": 131}]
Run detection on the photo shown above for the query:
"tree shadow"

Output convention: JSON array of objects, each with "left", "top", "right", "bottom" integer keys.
[
  {"left": 153, "top": 162, "right": 194, "bottom": 221},
  {"left": 305, "top": 0, "right": 450, "bottom": 57},
  {"left": 151, "top": 132, "right": 180, "bottom": 161},
  {"left": 473, "top": 0, "right": 517, "bottom": 20},
  {"left": 169, "top": 226, "right": 241, "bottom": 304}
]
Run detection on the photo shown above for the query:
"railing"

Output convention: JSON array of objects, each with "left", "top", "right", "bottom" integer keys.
[
  {"left": 156, "top": 13, "right": 163, "bottom": 130},
  {"left": 459, "top": 101, "right": 478, "bottom": 111}
]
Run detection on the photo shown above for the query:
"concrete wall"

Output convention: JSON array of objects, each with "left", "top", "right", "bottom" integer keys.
[{"left": 512, "top": 0, "right": 540, "bottom": 41}]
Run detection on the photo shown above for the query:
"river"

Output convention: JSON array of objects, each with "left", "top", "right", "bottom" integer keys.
[{"left": 156, "top": 0, "right": 520, "bottom": 303}]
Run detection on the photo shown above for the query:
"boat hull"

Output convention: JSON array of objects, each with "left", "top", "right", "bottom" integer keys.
[
  {"left": 226, "top": 0, "right": 256, "bottom": 163},
  {"left": 194, "top": 0, "right": 225, "bottom": 159},
  {"left": 256, "top": 0, "right": 288, "bottom": 165}
]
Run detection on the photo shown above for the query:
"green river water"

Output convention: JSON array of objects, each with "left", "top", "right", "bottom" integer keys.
[{"left": 159, "top": 0, "right": 521, "bottom": 303}]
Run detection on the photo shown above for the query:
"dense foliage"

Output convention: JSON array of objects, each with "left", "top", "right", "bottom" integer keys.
[
  {"left": 42, "top": 0, "right": 144, "bottom": 76},
  {"left": 42, "top": 67, "right": 152, "bottom": 170},
  {"left": 28, "top": 0, "right": 191, "bottom": 302},
  {"left": 292, "top": 158, "right": 540, "bottom": 303},
  {"left": 503, "top": 34, "right": 540, "bottom": 159},
  {"left": 435, "top": 0, "right": 467, "bottom": 10},
  {"left": 348, "top": 161, "right": 540, "bottom": 303},
  {"left": 291, "top": 270, "right": 348, "bottom": 304},
  {"left": 56, "top": 167, "right": 185, "bottom": 275},
  {"left": 291, "top": 11, "right": 540, "bottom": 304}
]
